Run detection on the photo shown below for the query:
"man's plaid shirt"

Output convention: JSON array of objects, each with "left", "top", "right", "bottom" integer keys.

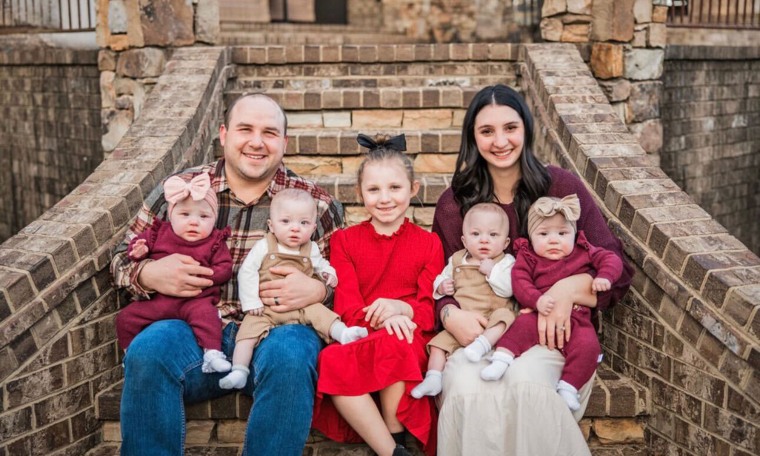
[{"left": 111, "top": 159, "right": 344, "bottom": 324}]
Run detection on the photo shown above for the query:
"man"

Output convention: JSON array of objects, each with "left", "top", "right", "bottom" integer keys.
[{"left": 111, "top": 94, "right": 343, "bottom": 455}]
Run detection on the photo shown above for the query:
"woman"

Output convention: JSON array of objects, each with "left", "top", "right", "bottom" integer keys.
[{"left": 432, "top": 84, "right": 633, "bottom": 455}]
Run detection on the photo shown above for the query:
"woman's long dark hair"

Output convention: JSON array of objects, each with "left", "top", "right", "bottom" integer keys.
[{"left": 451, "top": 84, "right": 551, "bottom": 237}]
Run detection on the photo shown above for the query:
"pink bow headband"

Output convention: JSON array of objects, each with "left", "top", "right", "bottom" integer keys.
[
  {"left": 164, "top": 173, "right": 218, "bottom": 217},
  {"left": 527, "top": 194, "right": 581, "bottom": 237}
]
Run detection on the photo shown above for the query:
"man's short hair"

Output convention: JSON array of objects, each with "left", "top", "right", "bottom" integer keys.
[{"left": 224, "top": 93, "right": 288, "bottom": 134}]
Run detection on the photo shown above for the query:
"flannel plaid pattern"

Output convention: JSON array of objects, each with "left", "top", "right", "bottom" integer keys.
[{"left": 111, "top": 159, "right": 344, "bottom": 323}]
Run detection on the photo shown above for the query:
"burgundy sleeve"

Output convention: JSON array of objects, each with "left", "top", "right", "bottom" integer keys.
[
  {"left": 549, "top": 167, "right": 633, "bottom": 310},
  {"left": 431, "top": 189, "right": 465, "bottom": 329}
]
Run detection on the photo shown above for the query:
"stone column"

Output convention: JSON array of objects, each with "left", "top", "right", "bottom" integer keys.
[
  {"left": 96, "top": 0, "right": 220, "bottom": 154},
  {"left": 540, "top": 0, "right": 667, "bottom": 159}
]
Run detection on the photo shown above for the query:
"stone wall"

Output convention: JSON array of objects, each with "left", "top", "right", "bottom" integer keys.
[
  {"left": 0, "top": 46, "right": 102, "bottom": 243},
  {"left": 661, "top": 45, "right": 760, "bottom": 256},
  {"left": 0, "top": 46, "right": 229, "bottom": 455}
]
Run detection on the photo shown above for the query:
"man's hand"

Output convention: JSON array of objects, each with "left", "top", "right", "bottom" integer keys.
[
  {"left": 259, "top": 265, "right": 327, "bottom": 312},
  {"left": 442, "top": 305, "right": 487, "bottom": 346},
  {"left": 138, "top": 254, "right": 214, "bottom": 297},
  {"left": 248, "top": 308, "right": 264, "bottom": 316},
  {"left": 436, "top": 279, "right": 455, "bottom": 296}
]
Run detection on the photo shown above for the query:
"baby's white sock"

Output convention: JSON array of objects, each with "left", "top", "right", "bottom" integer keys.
[
  {"left": 411, "top": 370, "right": 443, "bottom": 399},
  {"left": 329, "top": 321, "right": 369, "bottom": 345},
  {"left": 219, "top": 365, "right": 250, "bottom": 390},
  {"left": 202, "top": 349, "right": 231, "bottom": 373},
  {"left": 463, "top": 335, "right": 492, "bottom": 362},
  {"left": 557, "top": 380, "right": 581, "bottom": 411},
  {"left": 480, "top": 351, "right": 514, "bottom": 381}
]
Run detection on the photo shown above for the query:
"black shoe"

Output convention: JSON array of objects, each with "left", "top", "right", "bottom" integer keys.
[{"left": 392, "top": 444, "right": 412, "bottom": 456}]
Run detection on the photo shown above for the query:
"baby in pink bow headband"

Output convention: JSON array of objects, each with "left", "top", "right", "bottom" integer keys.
[
  {"left": 115, "top": 172, "right": 234, "bottom": 375},
  {"left": 478, "top": 194, "right": 625, "bottom": 412}
]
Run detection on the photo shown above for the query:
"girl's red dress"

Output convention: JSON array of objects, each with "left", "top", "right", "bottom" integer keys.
[{"left": 312, "top": 219, "right": 443, "bottom": 456}]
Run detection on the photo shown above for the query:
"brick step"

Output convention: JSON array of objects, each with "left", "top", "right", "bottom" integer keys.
[
  {"left": 94, "top": 364, "right": 648, "bottom": 455},
  {"left": 221, "top": 31, "right": 419, "bottom": 46},
  {"left": 220, "top": 22, "right": 401, "bottom": 35},
  {"left": 231, "top": 74, "right": 507, "bottom": 90},
  {"left": 284, "top": 128, "right": 461, "bottom": 156},
  {"left": 229, "top": 43, "right": 520, "bottom": 65},
  {"left": 232, "top": 60, "right": 517, "bottom": 81},
  {"left": 227, "top": 86, "right": 482, "bottom": 112}
]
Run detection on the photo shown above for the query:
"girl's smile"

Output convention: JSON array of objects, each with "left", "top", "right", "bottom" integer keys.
[{"left": 359, "top": 158, "right": 420, "bottom": 236}]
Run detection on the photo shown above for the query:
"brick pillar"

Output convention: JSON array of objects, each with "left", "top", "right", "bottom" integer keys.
[
  {"left": 540, "top": 0, "right": 666, "bottom": 159},
  {"left": 96, "top": 0, "right": 220, "bottom": 154}
]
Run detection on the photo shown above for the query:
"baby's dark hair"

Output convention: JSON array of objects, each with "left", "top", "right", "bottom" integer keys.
[{"left": 356, "top": 133, "right": 415, "bottom": 188}]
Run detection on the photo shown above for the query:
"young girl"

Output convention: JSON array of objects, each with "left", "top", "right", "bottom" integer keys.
[
  {"left": 311, "top": 134, "right": 442, "bottom": 456},
  {"left": 115, "top": 172, "right": 233, "bottom": 373},
  {"left": 481, "top": 194, "right": 624, "bottom": 411}
]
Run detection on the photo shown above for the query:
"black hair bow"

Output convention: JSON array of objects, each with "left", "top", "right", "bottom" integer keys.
[{"left": 356, "top": 133, "right": 407, "bottom": 152}]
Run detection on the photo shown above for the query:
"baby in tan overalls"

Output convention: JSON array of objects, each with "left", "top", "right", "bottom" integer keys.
[
  {"left": 412, "top": 203, "right": 516, "bottom": 398},
  {"left": 220, "top": 189, "right": 367, "bottom": 390}
]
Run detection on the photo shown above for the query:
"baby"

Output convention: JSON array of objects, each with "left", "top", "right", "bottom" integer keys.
[
  {"left": 115, "top": 172, "right": 233, "bottom": 374},
  {"left": 412, "top": 202, "right": 516, "bottom": 399},
  {"left": 219, "top": 188, "right": 368, "bottom": 389},
  {"left": 482, "top": 194, "right": 624, "bottom": 410}
]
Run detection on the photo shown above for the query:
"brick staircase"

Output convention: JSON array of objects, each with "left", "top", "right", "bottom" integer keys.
[
  {"left": 88, "top": 44, "right": 651, "bottom": 455},
  {"left": 220, "top": 22, "right": 420, "bottom": 45},
  {"left": 91, "top": 364, "right": 648, "bottom": 455}
]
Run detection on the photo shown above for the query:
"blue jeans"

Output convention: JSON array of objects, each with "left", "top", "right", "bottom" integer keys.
[{"left": 120, "top": 320, "right": 322, "bottom": 456}]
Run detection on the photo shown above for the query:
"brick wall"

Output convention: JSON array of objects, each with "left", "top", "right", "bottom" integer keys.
[
  {"left": 0, "top": 47, "right": 102, "bottom": 243},
  {"left": 661, "top": 45, "right": 760, "bottom": 256},
  {"left": 522, "top": 44, "right": 760, "bottom": 456},
  {"left": 0, "top": 46, "right": 229, "bottom": 455}
]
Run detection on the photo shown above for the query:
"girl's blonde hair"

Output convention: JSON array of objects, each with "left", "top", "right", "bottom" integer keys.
[{"left": 356, "top": 133, "right": 414, "bottom": 189}]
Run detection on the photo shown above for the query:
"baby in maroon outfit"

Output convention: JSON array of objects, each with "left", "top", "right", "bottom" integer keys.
[
  {"left": 115, "top": 172, "right": 233, "bottom": 374},
  {"left": 482, "top": 194, "right": 623, "bottom": 411}
]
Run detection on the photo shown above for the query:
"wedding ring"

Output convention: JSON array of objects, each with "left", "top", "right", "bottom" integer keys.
[
  {"left": 274, "top": 297, "right": 279, "bottom": 305},
  {"left": 558, "top": 326, "right": 565, "bottom": 331}
]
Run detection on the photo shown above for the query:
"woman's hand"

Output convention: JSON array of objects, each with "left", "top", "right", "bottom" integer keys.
[
  {"left": 384, "top": 315, "right": 417, "bottom": 343},
  {"left": 441, "top": 305, "right": 487, "bottom": 346},
  {"left": 259, "top": 266, "right": 327, "bottom": 312},
  {"left": 363, "top": 298, "right": 412, "bottom": 329},
  {"left": 538, "top": 273, "right": 596, "bottom": 350}
]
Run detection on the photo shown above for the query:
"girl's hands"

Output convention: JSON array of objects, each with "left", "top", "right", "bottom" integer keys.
[
  {"left": 363, "top": 298, "right": 412, "bottom": 329},
  {"left": 384, "top": 315, "right": 417, "bottom": 343},
  {"left": 441, "top": 305, "right": 487, "bottom": 346}
]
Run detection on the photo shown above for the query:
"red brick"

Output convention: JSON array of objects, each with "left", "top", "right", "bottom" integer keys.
[
  {"left": 649, "top": 219, "right": 728, "bottom": 257},
  {"left": 703, "top": 267, "right": 760, "bottom": 314},
  {"left": 663, "top": 234, "right": 747, "bottom": 275},
  {"left": 683, "top": 251, "right": 760, "bottom": 294}
]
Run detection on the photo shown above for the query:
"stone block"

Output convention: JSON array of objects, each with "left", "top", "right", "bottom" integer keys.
[
  {"left": 540, "top": 18, "right": 563, "bottom": 42},
  {"left": 283, "top": 157, "right": 341, "bottom": 176},
  {"left": 591, "top": 0, "right": 635, "bottom": 42},
  {"left": 628, "top": 119, "right": 663, "bottom": 154},
  {"left": 218, "top": 420, "right": 247, "bottom": 443},
  {"left": 352, "top": 110, "right": 402, "bottom": 129},
  {"left": 627, "top": 81, "right": 662, "bottom": 122},
  {"left": 542, "top": 0, "right": 566, "bottom": 17},
  {"left": 98, "top": 50, "right": 116, "bottom": 71},
  {"left": 287, "top": 112, "right": 323, "bottom": 128},
  {"left": 109, "top": 0, "right": 128, "bottom": 34},
  {"left": 597, "top": 78, "right": 631, "bottom": 102},
  {"left": 413, "top": 154, "right": 456, "bottom": 174},
  {"left": 561, "top": 23, "right": 590, "bottom": 42},
  {"left": 323, "top": 112, "right": 351, "bottom": 128},
  {"left": 633, "top": 0, "right": 652, "bottom": 23},
  {"left": 402, "top": 109, "right": 452, "bottom": 129},
  {"left": 568, "top": 0, "right": 593, "bottom": 15},
  {"left": 115, "top": 48, "right": 166, "bottom": 78},
  {"left": 195, "top": 0, "right": 220, "bottom": 44},
  {"left": 652, "top": 5, "right": 668, "bottom": 23},
  {"left": 591, "top": 43, "right": 623, "bottom": 80},
  {"left": 186, "top": 420, "right": 214, "bottom": 444},
  {"left": 594, "top": 418, "right": 645, "bottom": 444},
  {"left": 624, "top": 48, "right": 664, "bottom": 80},
  {"left": 631, "top": 27, "right": 647, "bottom": 47},
  {"left": 102, "top": 421, "right": 122, "bottom": 442},
  {"left": 648, "top": 23, "right": 667, "bottom": 48},
  {"left": 140, "top": 0, "right": 194, "bottom": 46}
]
